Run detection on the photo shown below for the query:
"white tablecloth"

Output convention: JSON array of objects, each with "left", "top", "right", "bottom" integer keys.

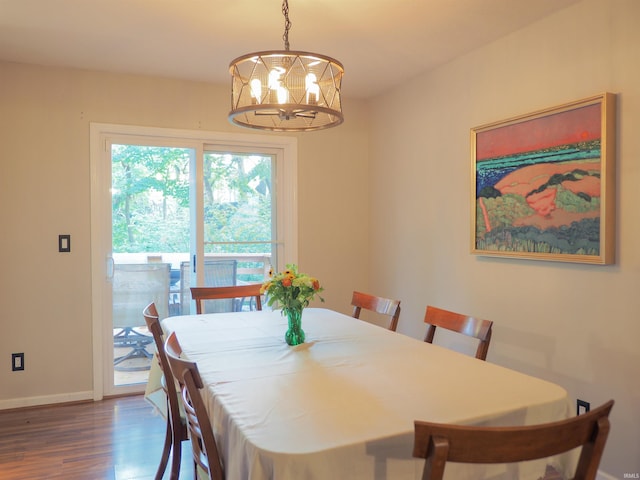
[{"left": 162, "top": 308, "right": 574, "bottom": 480}]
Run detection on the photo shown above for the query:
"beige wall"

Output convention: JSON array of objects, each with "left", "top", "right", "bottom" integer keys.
[
  {"left": 0, "top": 64, "right": 370, "bottom": 402},
  {"left": 1, "top": 0, "right": 637, "bottom": 475},
  {"left": 369, "top": 0, "right": 639, "bottom": 475}
]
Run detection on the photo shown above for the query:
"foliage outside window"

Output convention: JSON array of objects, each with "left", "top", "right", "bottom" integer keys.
[{"left": 112, "top": 145, "right": 273, "bottom": 282}]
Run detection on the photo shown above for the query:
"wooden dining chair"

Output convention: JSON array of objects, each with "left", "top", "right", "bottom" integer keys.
[
  {"left": 143, "top": 303, "right": 188, "bottom": 480},
  {"left": 191, "top": 284, "right": 263, "bottom": 314},
  {"left": 423, "top": 305, "right": 493, "bottom": 360},
  {"left": 351, "top": 291, "right": 401, "bottom": 332},
  {"left": 164, "top": 331, "right": 225, "bottom": 480},
  {"left": 413, "top": 399, "right": 614, "bottom": 480}
]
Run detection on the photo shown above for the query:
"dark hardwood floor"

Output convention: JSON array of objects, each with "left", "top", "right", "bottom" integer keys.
[
  {"left": 0, "top": 395, "right": 567, "bottom": 480},
  {"left": 0, "top": 395, "right": 193, "bottom": 480}
]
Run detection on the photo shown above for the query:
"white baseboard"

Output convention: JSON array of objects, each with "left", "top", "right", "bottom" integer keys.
[
  {"left": 0, "top": 391, "right": 93, "bottom": 410},
  {"left": 597, "top": 471, "right": 618, "bottom": 480}
]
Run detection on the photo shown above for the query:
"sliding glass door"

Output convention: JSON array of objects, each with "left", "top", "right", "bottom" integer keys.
[
  {"left": 110, "top": 144, "right": 193, "bottom": 388},
  {"left": 91, "top": 124, "right": 297, "bottom": 397}
]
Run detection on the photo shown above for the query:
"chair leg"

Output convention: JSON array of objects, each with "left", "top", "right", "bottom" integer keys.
[
  {"left": 155, "top": 415, "right": 172, "bottom": 480},
  {"left": 169, "top": 429, "right": 182, "bottom": 480}
]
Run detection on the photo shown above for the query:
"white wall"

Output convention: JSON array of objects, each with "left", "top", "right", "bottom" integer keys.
[
  {"left": 0, "top": 64, "right": 370, "bottom": 404},
  {"left": 369, "top": 0, "right": 639, "bottom": 476}
]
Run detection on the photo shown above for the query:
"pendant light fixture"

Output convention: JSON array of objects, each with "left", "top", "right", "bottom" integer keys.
[{"left": 228, "top": 0, "right": 344, "bottom": 132}]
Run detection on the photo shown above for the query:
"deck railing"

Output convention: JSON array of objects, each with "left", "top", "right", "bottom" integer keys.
[
  {"left": 204, "top": 253, "right": 272, "bottom": 281},
  {"left": 113, "top": 252, "right": 272, "bottom": 282}
]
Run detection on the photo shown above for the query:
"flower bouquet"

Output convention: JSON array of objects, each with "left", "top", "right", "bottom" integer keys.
[{"left": 261, "top": 264, "right": 324, "bottom": 345}]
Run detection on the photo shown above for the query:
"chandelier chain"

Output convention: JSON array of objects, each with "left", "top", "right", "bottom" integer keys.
[{"left": 282, "top": 0, "right": 291, "bottom": 51}]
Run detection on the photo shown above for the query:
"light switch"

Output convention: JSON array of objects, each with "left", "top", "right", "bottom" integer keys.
[{"left": 59, "top": 234, "right": 71, "bottom": 252}]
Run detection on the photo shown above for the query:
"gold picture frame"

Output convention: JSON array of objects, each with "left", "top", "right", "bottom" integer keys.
[{"left": 471, "top": 93, "right": 616, "bottom": 264}]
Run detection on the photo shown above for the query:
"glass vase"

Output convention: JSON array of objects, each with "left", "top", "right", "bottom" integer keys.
[{"left": 284, "top": 307, "right": 305, "bottom": 346}]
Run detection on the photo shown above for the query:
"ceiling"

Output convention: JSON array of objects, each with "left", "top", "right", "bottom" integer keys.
[{"left": 0, "top": 0, "right": 579, "bottom": 99}]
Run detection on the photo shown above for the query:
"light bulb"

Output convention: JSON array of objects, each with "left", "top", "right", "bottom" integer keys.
[
  {"left": 305, "top": 73, "right": 319, "bottom": 105},
  {"left": 268, "top": 67, "right": 287, "bottom": 104},
  {"left": 250, "top": 79, "right": 262, "bottom": 104},
  {"left": 277, "top": 85, "right": 288, "bottom": 104},
  {"left": 268, "top": 68, "right": 282, "bottom": 90}
]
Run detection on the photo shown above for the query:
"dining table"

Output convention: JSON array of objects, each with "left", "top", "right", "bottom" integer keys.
[{"left": 157, "top": 307, "right": 576, "bottom": 480}]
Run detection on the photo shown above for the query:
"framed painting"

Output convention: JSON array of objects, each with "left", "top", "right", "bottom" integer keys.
[{"left": 471, "top": 93, "right": 616, "bottom": 264}]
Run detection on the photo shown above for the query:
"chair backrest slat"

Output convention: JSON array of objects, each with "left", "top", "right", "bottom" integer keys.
[
  {"left": 423, "top": 305, "right": 493, "bottom": 360},
  {"left": 351, "top": 291, "right": 401, "bottom": 331},
  {"left": 414, "top": 399, "right": 614, "bottom": 480},
  {"left": 191, "top": 284, "right": 263, "bottom": 314}
]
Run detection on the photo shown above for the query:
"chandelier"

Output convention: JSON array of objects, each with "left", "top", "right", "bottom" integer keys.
[{"left": 228, "top": 0, "right": 344, "bottom": 132}]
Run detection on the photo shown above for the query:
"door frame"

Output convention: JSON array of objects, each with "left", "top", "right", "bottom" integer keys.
[{"left": 90, "top": 123, "right": 298, "bottom": 399}]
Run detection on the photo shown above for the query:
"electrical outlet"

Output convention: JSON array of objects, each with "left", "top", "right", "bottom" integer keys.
[
  {"left": 577, "top": 399, "right": 590, "bottom": 415},
  {"left": 12, "top": 353, "right": 24, "bottom": 371}
]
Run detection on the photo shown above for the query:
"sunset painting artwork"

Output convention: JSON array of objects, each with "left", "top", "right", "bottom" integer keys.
[{"left": 471, "top": 94, "right": 615, "bottom": 263}]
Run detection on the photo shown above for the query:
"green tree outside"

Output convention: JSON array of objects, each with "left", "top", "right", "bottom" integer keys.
[{"left": 112, "top": 145, "right": 273, "bottom": 271}]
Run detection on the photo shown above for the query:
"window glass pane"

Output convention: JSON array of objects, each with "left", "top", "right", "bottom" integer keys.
[
  {"left": 112, "top": 144, "right": 191, "bottom": 256},
  {"left": 203, "top": 152, "right": 274, "bottom": 283}
]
